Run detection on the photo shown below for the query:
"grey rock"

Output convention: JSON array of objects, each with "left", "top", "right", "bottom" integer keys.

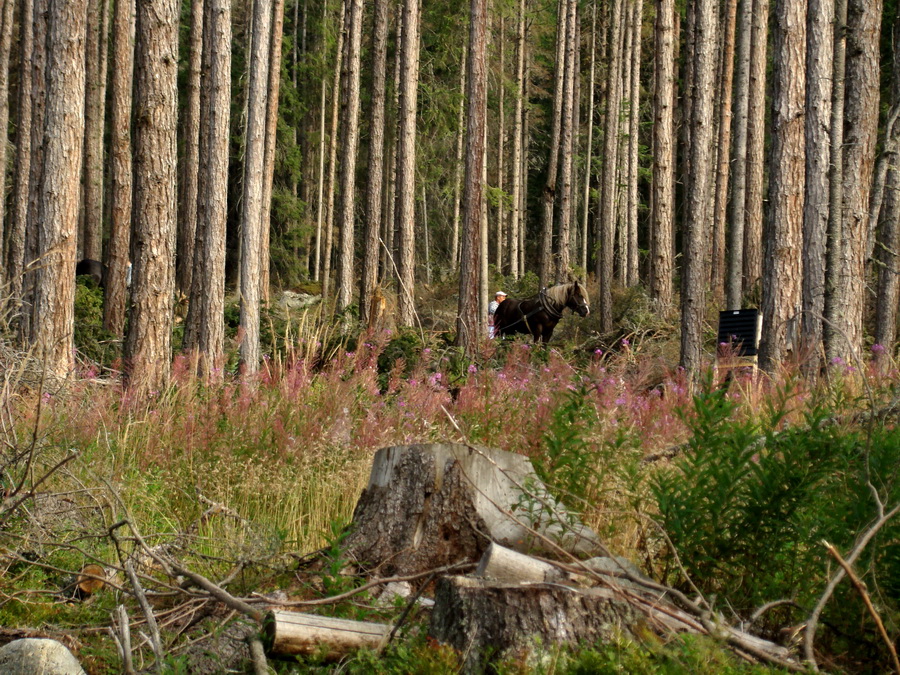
[{"left": 0, "top": 639, "right": 86, "bottom": 675}]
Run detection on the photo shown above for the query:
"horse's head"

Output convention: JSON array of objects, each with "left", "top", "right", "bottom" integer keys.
[{"left": 568, "top": 280, "right": 590, "bottom": 317}]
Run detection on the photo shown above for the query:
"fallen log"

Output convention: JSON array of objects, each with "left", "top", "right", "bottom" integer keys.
[
  {"left": 264, "top": 610, "right": 391, "bottom": 660},
  {"left": 343, "top": 443, "right": 601, "bottom": 577}
]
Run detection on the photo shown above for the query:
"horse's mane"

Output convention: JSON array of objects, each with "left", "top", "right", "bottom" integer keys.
[{"left": 543, "top": 281, "right": 588, "bottom": 307}]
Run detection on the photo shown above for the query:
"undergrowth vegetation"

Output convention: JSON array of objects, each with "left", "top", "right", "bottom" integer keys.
[{"left": 1, "top": 280, "right": 899, "bottom": 672}]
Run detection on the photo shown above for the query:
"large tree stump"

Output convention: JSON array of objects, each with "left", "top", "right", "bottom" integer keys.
[
  {"left": 343, "top": 444, "right": 601, "bottom": 576},
  {"left": 429, "top": 576, "right": 643, "bottom": 672}
]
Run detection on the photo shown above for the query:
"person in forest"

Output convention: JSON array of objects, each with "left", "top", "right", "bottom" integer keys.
[{"left": 488, "top": 291, "right": 508, "bottom": 338}]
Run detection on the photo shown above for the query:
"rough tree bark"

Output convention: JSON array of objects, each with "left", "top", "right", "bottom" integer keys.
[
  {"left": 456, "top": 0, "right": 486, "bottom": 354},
  {"left": 680, "top": 0, "right": 717, "bottom": 372},
  {"left": 395, "top": 0, "right": 420, "bottom": 327},
  {"left": 824, "top": 0, "right": 847, "bottom": 360},
  {"left": 711, "top": 0, "right": 736, "bottom": 302},
  {"left": 726, "top": 0, "right": 753, "bottom": 310},
  {"left": 554, "top": 0, "right": 577, "bottom": 282},
  {"left": 125, "top": 0, "right": 179, "bottom": 392},
  {"left": 743, "top": 0, "right": 768, "bottom": 298},
  {"left": 539, "top": 0, "right": 567, "bottom": 286},
  {"left": 0, "top": 0, "right": 14, "bottom": 289},
  {"left": 31, "top": 0, "right": 87, "bottom": 379},
  {"left": 336, "top": 0, "right": 363, "bottom": 311},
  {"left": 175, "top": 0, "right": 203, "bottom": 296},
  {"left": 320, "top": 0, "right": 345, "bottom": 298},
  {"left": 801, "top": 0, "right": 833, "bottom": 367},
  {"left": 183, "top": 0, "right": 231, "bottom": 379},
  {"left": 5, "top": 0, "right": 32, "bottom": 317},
  {"left": 103, "top": 0, "right": 134, "bottom": 336},
  {"left": 360, "top": 0, "right": 389, "bottom": 325},
  {"left": 597, "top": 0, "right": 624, "bottom": 334},
  {"left": 238, "top": 0, "right": 273, "bottom": 375},
  {"left": 650, "top": 0, "right": 675, "bottom": 310},
  {"left": 832, "top": 0, "right": 882, "bottom": 360},
  {"left": 508, "top": 0, "right": 524, "bottom": 279},
  {"left": 758, "top": 0, "right": 806, "bottom": 372},
  {"left": 259, "top": 0, "right": 286, "bottom": 304},
  {"left": 81, "top": 0, "right": 109, "bottom": 264}
]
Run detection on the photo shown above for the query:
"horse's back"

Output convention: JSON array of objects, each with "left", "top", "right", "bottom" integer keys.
[{"left": 494, "top": 297, "right": 529, "bottom": 337}]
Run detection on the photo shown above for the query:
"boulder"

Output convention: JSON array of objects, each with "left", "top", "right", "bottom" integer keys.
[{"left": 0, "top": 638, "right": 86, "bottom": 675}]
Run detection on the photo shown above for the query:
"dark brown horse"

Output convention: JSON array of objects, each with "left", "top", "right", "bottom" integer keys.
[{"left": 493, "top": 281, "right": 590, "bottom": 343}]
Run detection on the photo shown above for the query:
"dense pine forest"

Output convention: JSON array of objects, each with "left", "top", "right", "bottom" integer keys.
[{"left": 2, "top": 0, "right": 900, "bottom": 672}]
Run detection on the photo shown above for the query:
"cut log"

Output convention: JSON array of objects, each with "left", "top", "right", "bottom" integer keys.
[
  {"left": 429, "top": 575, "right": 644, "bottom": 672},
  {"left": 264, "top": 610, "right": 391, "bottom": 660},
  {"left": 475, "top": 542, "right": 568, "bottom": 583},
  {"left": 343, "top": 443, "right": 601, "bottom": 577}
]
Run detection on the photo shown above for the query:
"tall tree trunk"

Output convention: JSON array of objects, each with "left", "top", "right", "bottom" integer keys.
[
  {"left": 125, "top": 0, "right": 178, "bottom": 391},
  {"left": 509, "top": 0, "right": 524, "bottom": 279},
  {"left": 496, "top": 17, "right": 505, "bottom": 272},
  {"left": 554, "top": 0, "right": 577, "bottom": 282},
  {"left": 7, "top": 0, "right": 35, "bottom": 329},
  {"left": 183, "top": 0, "right": 231, "bottom": 378},
  {"left": 679, "top": 0, "right": 716, "bottom": 372},
  {"left": 450, "top": 42, "right": 467, "bottom": 268},
  {"left": 31, "top": 0, "right": 87, "bottom": 379},
  {"left": 710, "top": 0, "right": 736, "bottom": 302},
  {"left": 832, "top": 0, "right": 881, "bottom": 359},
  {"left": 519, "top": 32, "right": 530, "bottom": 279},
  {"left": 103, "top": 0, "right": 134, "bottom": 336},
  {"left": 597, "top": 0, "right": 623, "bottom": 333},
  {"left": 0, "top": 0, "right": 14, "bottom": 289},
  {"left": 615, "top": 0, "right": 632, "bottom": 283},
  {"left": 175, "top": 0, "right": 203, "bottom": 296},
  {"left": 18, "top": 0, "right": 47, "bottom": 343},
  {"left": 312, "top": 0, "right": 327, "bottom": 282},
  {"left": 625, "top": 0, "right": 641, "bottom": 287},
  {"left": 874, "top": 21, "right": 900, "bottom": 355},
  {"left": 395, "top": 0, "right": 420, "bottom": 327},
  {"left": 801, "top": 0, "right": 833, "bottom": 366},
  {"left": 456, "top": 0, "right": 486, "bottom": 354},
  {"left": 81, "top": 0, "right": 108, "bottom": 264},
  {"left": 824, "top": 0, "right": 847, "bottom": 360},
  {"left": 238, "top": 0, "right": 273, "bottom": 374},
  {"left": 382, "top": 1, "right": 402, "bottom": 281},
  {"left": 259, "top": 0, "right": 286, "bottom": 303},
  {"left": 758, "top": 0, "right": 806, "bottom": 372},
  {"left": 360, "top": 0, "right": 389, "bottom": 325},
  {"left": 725, "top": 0, "right": 752, "bottom": 309},
  {"left": 743, "top": 0, "right": 767, "bottom": 297},
  {"left": 336, "top": 0, "right": 362, "bottom": 311},
  {"left": 321, "top": 0, "right": 346, "bottom": 300},
  {"left": 650, "top": 0, "right": 675, "bottom": 310},
  {"left": 579, "top": 2, "right": 596, "bottom": 274},
  {"left": 539, "top": 0, "right": 567, "bottom": 286}
]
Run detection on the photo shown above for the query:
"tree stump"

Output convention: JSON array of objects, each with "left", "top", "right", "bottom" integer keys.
[
  {"left": 343, "top": 444, "right": 601, "bottom": 576},
  {"left": 429, "top": 575, "right": 642, "bottom": 672}
]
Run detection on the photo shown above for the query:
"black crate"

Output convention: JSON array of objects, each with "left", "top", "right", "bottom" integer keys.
[{"left": 717, "top": 309, "right": 761, "bottom": 357}]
